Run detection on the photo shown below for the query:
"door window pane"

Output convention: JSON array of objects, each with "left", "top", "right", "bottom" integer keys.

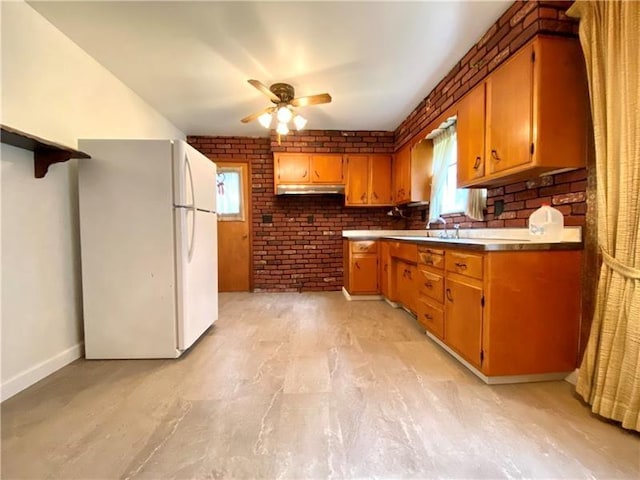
[{"left": 216, "top": 168, "right": 244, "bottom": 221}]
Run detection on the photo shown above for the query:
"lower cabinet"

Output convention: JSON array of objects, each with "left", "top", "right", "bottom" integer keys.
[
  {"left": 384, "top": 241, "right": 581, "bottom": 379},
  {"left": 344, "top": 240, "right": 379, "bottom": 295},
  {"left": 444, "top": 276, "right": 483, "bottom": 369}
]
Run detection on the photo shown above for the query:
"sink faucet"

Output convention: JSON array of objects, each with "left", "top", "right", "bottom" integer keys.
[
  {"left": 426, "top": 216, "right": 447, "bottom": 238},
  {"left": 453, "top": 224, "right": 460, "bottom": 239}
]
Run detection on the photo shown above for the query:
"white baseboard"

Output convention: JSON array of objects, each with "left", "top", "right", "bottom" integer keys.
[
  {"left": 1, "top": 342, "right": 84, "bottom": 402},
  {"left": 564, "top": 368, "right": 579, "bottom": 385}
]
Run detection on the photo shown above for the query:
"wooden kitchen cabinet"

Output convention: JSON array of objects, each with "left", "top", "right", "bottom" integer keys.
[
  {"left": 379, "top": 241, "right": 392, "bottom": 299},
  {"left": 274, "top": 153, "right": 344, "bottom": 192},
  {"left": 345, "top": 154, "right": 393, "bottom": 206},
  {"left": 445, "top": 275, "right": 484, "bottom": 369},
  {"left": 456, "top": 83, "right": 486, "bottom": 185},
  {"left": 389, "top": 240, "right": 581, "bottom": 380},
  {"left": 388, "top": 241, "right": 418, "bottom": 312},
  {"left": 458, "top": 35, "right": 589, "bottom": 188},
  {"left": 275, "top": 153, "right": 310, "bottom": 184},
  {"left": 393, "top": 141, "right": 431, "bottom": 205},
  {"left": 344, "top": 240, "right": 379, "bottom": 295}
]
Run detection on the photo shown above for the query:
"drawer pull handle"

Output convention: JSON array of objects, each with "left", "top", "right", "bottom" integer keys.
[
  {"left": 425, "top": 314, "right": 433, "bottom": 320},
  {"left": 302, "top": 170, "right": 308, "bottom": 177},
  {"left": 455, "top": 262, "right": 468, "bottom": 270},
  {"left": 425, "top": 257, "right": 434, "bottom": 265},
  {"left": 383, "top": 264, "right": 388, "bottom": 272},
  {"left": 355, "top": 262, "right": 360, "bottom": 270},
  {"left": 360, "top": 193, "right": 367, "bottom": 201},
  {"left": 424, "top": 282, "right": 433, "bottom": 289},
  {"left": 473, "top": 156, "right": 481, "bottom": 170},
  {"left": 446, "top": 288, "right": 453, "bottom": 302},
  {"left": 491, "top": 149, "right": 500, "bottom": 161},
  {"left": 315, "top": 170, "right": 320, "bottom": 178}
]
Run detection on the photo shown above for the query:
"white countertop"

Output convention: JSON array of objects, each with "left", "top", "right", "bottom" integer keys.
[{"left": 342, "top": 227, "right": 583, "bottom": 251}]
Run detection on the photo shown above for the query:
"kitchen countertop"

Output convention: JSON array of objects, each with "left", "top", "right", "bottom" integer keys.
[{"left": 342, "top": 228, "right": 583, "bottom": 252}]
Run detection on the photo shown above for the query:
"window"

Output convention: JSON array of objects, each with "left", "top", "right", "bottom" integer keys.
[
  {"left": 429, "top": 120, "right": 486, "bottom": 220},
  {"left": 216, "top": 167, "right": 244, "bottom": 221},
  {"left": 439, "top": 129, "right": 468, "bottom": 215}
]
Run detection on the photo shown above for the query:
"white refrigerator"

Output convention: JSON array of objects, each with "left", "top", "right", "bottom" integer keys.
[{"left": 78, "top": 139, "right": 218, "bottom": 359}]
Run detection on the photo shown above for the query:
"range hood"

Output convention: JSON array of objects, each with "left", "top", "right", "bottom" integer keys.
[{"left": 276, "top": 184, "right": 345, "bottom": 195}]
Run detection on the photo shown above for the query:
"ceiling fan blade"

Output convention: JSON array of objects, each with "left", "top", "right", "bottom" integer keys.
[
  {"left": 248, "top": 79, "right": 280, "bottom": 102},
  {"left": 240, "top": 106, "right": 275, "bottom": 124},
  {"left": 290, "top": 93, "right": 332, "bottom": 107}
]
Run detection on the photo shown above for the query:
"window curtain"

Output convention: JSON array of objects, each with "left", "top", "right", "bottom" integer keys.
[
  {"left": 567, "top": 0, "right": 640, "bottom": 432},
  {"left": 465, "top": 189, "right": 486, "bottom": 221},
  {"left": 429, "top": 125, "right": 457, "bottom": 221}
]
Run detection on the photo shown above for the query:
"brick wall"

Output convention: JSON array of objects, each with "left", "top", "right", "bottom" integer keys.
[{"left": 188, "top": 133, "right": 402, "bottom": 292}]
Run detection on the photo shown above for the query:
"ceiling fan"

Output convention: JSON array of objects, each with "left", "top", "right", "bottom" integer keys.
[{"left": 241, "top": 79, "right": 332, "bottom": 135}]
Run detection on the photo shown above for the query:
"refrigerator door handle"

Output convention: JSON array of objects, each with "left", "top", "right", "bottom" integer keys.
[
  {"left": 188, "top": 206, "right": 196, "bottom": 261},
  {"left": 185, "top": 153, "right": 196, "bottom": 209}
]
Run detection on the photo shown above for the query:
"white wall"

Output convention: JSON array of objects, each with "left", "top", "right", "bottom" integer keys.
[{"left": 1, "top": 1, "right": 185, "bottom": 401}]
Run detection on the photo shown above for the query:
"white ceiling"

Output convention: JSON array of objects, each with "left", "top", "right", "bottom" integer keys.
[{"left": 29, "top": 1, "right": 510, "bottom": 137}]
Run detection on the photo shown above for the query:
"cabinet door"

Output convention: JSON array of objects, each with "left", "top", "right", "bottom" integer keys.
[
  {"left": 350, "top": 254, "right": 379, "bottom": 294},
  {"left": 457, "top": 84, "right": 486, "bottom": 185},
  {"left": 345, "top": 155, "right": 369, "bottom": 205},
  {"left": 276, "top": 154, "right": 310, "bottom": 183},
  {"left": 396, "top": 262, "right": 417, "bottom": 313},
  {"left": 380, "top": 241, "right": 391, "bottom": 298},
  {"left": 311, "top": 155, "right": 343, "bottom": 183},
  {"left": 393, "top": 145, "right": 411, "bottom": 203},
  {"left": 445, "top": 277, "right": 483, "bottom": 368},
  {"left": 486, "top": 43, "right": 533, "bottom": 175},
  {"left": 370, "top": 155, "right": 393, "bottom": 205}
]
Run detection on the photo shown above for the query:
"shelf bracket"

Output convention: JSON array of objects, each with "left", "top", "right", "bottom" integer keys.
[{"left": 1, "top": 124, "right": 91, "bottom": 178}]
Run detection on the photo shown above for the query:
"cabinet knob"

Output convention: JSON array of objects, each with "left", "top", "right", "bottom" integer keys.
[
  {"left": 473, "top": 156, "right": 481, "bottom": 170},
  {"left": 491, "top": 150, "right": 501, "bottom": 161}
]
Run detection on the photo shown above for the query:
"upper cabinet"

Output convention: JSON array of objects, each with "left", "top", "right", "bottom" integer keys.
[
  {"left": 345, "top": 154, "right": 393, "bottom": 206},
  {"left": 393, "top": 139, "right": 432, "bottom": 205},
  {"left": 273, "top": 153, "right": 344, "bottom": 192},
  {"left": 457, "top": 35, "right": 589, "bottom": 188},
  {"left": 457, "top": 84, "right": 486, "bottom": 185}
]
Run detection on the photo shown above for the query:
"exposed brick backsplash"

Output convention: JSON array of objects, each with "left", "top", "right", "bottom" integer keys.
[{"left": 188, "top": 1, "right": 589, "bottom": 294}]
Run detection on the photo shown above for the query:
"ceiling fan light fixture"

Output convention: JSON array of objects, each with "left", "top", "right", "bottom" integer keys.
[
  {"left": 293, "top": 114, "right": 307, "bottom": 131},
  {"left": 258, "top": 111, "right": 273, "bottom": 129},
  {"left": 276, "top": 122, "right": 289, "bottom": 135},
  {"left": 276, "top": 105, "right": 293, "bottom": 123}
]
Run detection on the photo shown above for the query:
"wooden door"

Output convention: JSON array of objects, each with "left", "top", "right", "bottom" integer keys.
[
  {"left": 345, "top": 155, "right": 369, "bottom": 205},
  {"left": 370, "top": 155, "right": 393, "bottom": 205},
  {"left": 485, "top": 43, "right": 533, "bottom": 175},
  {"left": 350, "top": 254, "right": 378, "bottom": 294},
  {"left": 216, "top": 162, "right": 251, "bottom": 292},
  {"left": 445, "top": 277, "right": 483, "bottom": 368},
  {"left": 457, "top": 84, "right": 486, "bottom": 185},
  {"left": 275, "top": 154, "right": 310, "bottom": 183},
  {"left": 379, "top": 241, "right": 391, "bottom": 298},
  {"left": 311, "top": 154, "right": 343, "bottom": 183},
  {"left": 394, "top": 145, "right": 411, "bottom": 203}
]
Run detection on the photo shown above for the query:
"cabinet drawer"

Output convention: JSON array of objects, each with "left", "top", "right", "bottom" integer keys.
[
  {"left": 446, "top": 250, "right": 484, "bottom": 279},
  {"left": 417, "top": 268, "right": 444, "bottom": 303},
  {"left": 351, "top": 240, "right": 378, "bottom": 254},
  {"left": 417, "top": 297, "right": 444, "bottom": 339},
  {"left": 389, "top": 242, "right": 418, "bottom": 264},
  {"left": 418, "top": 249, "right": 444, "bottom": 269}
]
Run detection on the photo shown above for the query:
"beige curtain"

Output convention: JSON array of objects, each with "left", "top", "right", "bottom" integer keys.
[
  {"left": 465, "top": 189, "right": 486, "bottom": 221},
  {"left": 567, "top": 1, "right": 640, "bottom": 432}
]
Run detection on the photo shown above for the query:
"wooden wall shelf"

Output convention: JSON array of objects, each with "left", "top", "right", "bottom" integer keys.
[{"left": 1, "top": 124, "right": 90, "bottom": 178}]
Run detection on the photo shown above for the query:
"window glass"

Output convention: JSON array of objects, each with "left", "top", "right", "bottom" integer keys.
[{"left": 216, "top": 168, "right": 244, "bottom": 221}]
